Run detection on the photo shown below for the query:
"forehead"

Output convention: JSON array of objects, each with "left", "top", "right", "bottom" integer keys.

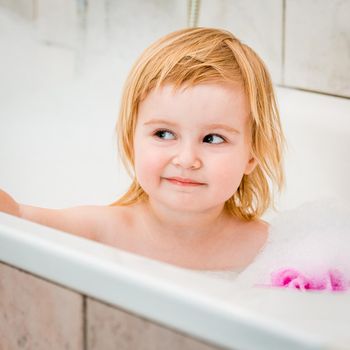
[{"left": 137, "top": 82, "right": 250, "bottom": 126}]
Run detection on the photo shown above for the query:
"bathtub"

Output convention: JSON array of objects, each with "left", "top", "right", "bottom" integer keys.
[{"left": 0, "top": 87, "right": 350, "bottom": 350}]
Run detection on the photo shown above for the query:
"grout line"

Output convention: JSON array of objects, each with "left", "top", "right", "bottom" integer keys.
[
  {"left": 275, "top": 83, "right": 350, "bottom": 100},
  {"left": 32, "top": 0, "right": 37, "bottom": 20},
  {"left": 83, "top": 295, "right": 88, "bottom": 350},
  {"left": 0, "top": 261, "right": 90, "bottom": 349},
  {"left": 0, "top": 260, "right": 87, "bottom": 295},
  {"left": 278, "top": 1, "right": 349, "bottom": 100},
  {"left": 281, "top": 0, "right": 286, "bottom": 85}
]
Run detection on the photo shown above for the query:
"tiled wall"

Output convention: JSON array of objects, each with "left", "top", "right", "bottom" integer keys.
[
  {"left": 0, "top": 0, "right": 349, "bottom": 98},
  {"left": 284, "top": 0, "right": 350, "bottom": 97},
  {"left": 0, "top": 262, "right": 84, "bottom": 349},
  {"left": 0, "top": 263, "right": 223, "bottom": 349},
  {"left": 200, "top": 0, "right": 350, "bottom": 98}
]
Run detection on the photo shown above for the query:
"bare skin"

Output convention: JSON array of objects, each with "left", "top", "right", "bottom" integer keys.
[
  {"left": 0, "top": 189, "right": 268, "bottom": 271},
  {"left": 106, "top": 203, "right": 268, "bottom": 270},
  {"left": 0, "top": 83, "right": 270, "bottom": 270}
]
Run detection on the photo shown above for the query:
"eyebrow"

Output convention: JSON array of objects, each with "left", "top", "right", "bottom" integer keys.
[{"left": 143, "top": 119, "right": 241, "bottom": 134}]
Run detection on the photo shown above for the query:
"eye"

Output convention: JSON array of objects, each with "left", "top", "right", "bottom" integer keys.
[
  {"left": 153, "top": 129, "right": 175, "bottom": 140},
  {"left": 203, "top": 134, "right": 225, "bottom": 144}
]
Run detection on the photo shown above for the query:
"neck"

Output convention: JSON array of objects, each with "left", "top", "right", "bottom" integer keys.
[{"left": 140, "top": 198, "right": 230, "bottom": 244}]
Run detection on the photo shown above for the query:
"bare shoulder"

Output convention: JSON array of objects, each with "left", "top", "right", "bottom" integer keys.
[
  {"left": 241, "top": 218, "right": 269, "bottom": 249},
  {"left": 97, "top": 204, "right": 134, "bottom": 228},
  {"left": 242, "top": 218, "right": 269, "bottom": 264},
  {"left": 93, "top": 204, "right": 139, "bottom": 246},
  {"left": 251, "top": 218, "right": 270, "bottom": 237},
  {"left": 218, "top": 217, "right": 270, "bottom": 269}
]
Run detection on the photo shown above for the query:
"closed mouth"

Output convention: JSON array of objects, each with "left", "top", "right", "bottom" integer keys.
[{"left": 164, "top": 177, "right": 205, "bottom": 186}]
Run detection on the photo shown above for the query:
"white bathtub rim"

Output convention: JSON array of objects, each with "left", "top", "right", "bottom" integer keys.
[{"left": 0, "top": 212, "right": 328, "bottom": 350}]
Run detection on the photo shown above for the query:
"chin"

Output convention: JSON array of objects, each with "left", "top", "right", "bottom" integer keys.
[{"left": 160, "top": 196, "right": 218, "bottom": 213}]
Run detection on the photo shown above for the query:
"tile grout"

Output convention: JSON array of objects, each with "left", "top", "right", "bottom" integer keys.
[
  {"left": 281, "top": 0, "right": 286, "bottom": 85},
  {"left": 83, "top": 295, "right": 88, "bottom": 350},
  {"left": 275, "top": 83, "right": 350, "bottom": 100}
]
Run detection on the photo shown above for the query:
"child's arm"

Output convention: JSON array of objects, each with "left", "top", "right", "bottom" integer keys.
[
  {"left": 0, "top": 189, "right": 99, "bottom": 241},
  {"left": 19, "top": 204, "right": 101, "bottom": 241},
  {"left": 0, "top": 189, "right": 21, "bottom": 217}
]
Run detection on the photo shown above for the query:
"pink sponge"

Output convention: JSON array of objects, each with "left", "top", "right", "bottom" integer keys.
[{"left": 268, "top": 268, "right": 349, "bottom": 292}]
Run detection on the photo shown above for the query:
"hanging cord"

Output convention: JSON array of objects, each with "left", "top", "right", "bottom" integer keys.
[{"left": 187, "top": 0, "right": 201, "bottom": 27}]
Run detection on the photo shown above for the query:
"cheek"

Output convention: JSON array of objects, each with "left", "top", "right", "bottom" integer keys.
[
  {"left": 207, "top": 152, "right": 247, "bottom": 193},
  {"left": 217, "top": 167, "right": 242, "bottom": 194},
  {"left": 134, "top": 142, "right": 168, "bottom": 185}
]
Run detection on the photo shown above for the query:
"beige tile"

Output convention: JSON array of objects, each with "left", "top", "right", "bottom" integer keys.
[
  {"left": 199, "top": 0, "right": 283, "bottom": 84},
  {"left": 0, "top": 0, "right": 35, "bottom": 20},
  {"left": 285, "top": 0, "right": 350, "bottom": 97},
  {"left": 36, "top": 0, "right": 78, "bottom": 48},
  {"left": 99, "top": 0, "right": 187, "bottom": 62},
  {"left": 0, "top": 262, "right": 84, "bottom": 350},
  {"left": 87, "top": 297, "right": 224, "bottom": 350}
]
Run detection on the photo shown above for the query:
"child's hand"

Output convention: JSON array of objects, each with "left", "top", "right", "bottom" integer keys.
[{"left": 0, "top": 189, "right": 20, "bottom": 217}]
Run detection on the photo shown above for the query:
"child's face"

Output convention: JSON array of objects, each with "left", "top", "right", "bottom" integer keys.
[{"left": 133, "top": 82, "right": 256, "bottom": 213}]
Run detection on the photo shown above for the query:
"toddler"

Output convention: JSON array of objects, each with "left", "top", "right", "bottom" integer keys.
[{"left": 2, "top": 27, "right": 347, "bottom": 291}]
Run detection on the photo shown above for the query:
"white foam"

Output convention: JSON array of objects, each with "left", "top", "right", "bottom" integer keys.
[{"left": 236, "top": 198, "right": 350, "bottom": 288}]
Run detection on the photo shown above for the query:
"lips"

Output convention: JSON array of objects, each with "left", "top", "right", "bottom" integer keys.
[{"left": 164, "top": 177, "right": 205, "bottom": 186}]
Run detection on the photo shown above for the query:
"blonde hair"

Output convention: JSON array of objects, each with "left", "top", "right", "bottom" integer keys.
[{"left": 112, "top": 27, "right": 285, "bottom": 220}]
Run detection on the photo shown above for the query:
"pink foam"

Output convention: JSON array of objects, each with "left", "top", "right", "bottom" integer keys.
[{"left": 268, "top": 268, "right": 349, "bottom": 292}]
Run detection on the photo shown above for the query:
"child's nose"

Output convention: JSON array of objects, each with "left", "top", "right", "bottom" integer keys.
[{"left": 171, "top": 142, "right": 202, "bottom": 169}]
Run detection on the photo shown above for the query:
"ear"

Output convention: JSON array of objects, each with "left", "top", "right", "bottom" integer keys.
[{"left": 244, "top": 155, "right": 257, "bottom": 175}]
